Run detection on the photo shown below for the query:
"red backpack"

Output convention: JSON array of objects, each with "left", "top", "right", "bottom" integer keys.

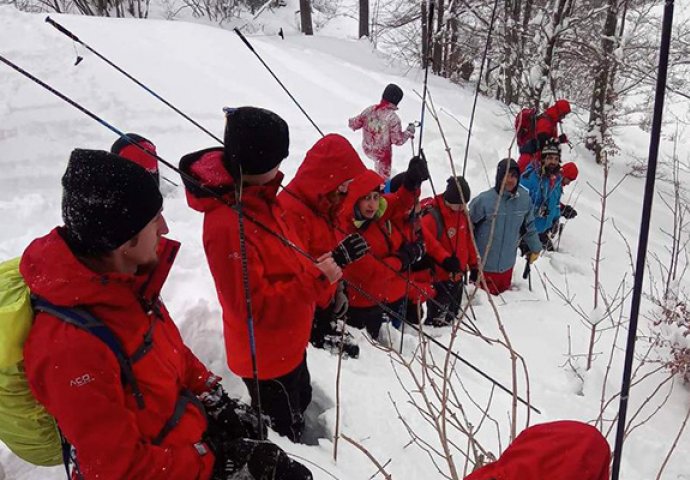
[{"left": 514, "top": 108, "right": 537, "bottom": 148}]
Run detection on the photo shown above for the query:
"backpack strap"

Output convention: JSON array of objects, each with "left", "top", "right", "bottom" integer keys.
[
  {"left": 427, "top": 206, "right": 444, "bottom": 240},
  {"left": 32, "top": 298, "right": 146, "bottom": 410},
  {"left": 152, "top": 389, "right": 205, "bottom": 446}
]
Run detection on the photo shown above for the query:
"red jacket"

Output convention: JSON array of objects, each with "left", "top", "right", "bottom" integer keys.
[
  {"left": 339, "top": 170, "right": 416, "bottom": 307},
  {"left": 464, "top": 421, "right": 610, "bottom": 480},
  {"left": 279, "top": 134, "right": 366, "bottom": 307},
  {"left": 518, "top": 100, "right": 571, "bottom": 173},
  {"left": 181, "top": 148, "right": 330, "bottom": 379},
  {"left": 420, "top": 195, "right": 478, "bottom": 281},
  {"left": 21, "top": 229, "right": 214, "bottom": 480}
]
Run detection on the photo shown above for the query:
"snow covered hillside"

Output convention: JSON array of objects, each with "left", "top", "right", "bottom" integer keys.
[{"left": 1, "top": 6, "right": 689, "bottom": 479}]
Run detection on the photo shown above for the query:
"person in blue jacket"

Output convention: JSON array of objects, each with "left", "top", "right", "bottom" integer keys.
[
  {"left": 520, "top": 139, "right": 564, "bottom": 251},
  {"left": 469, "top": 158, "right": 542, "bottom": 295}
]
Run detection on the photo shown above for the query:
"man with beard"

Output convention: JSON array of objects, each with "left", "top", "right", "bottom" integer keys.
[
  {"left": 20, "top": 149, "right": 310, "bottom": 479},
  {"left": 520, "top": 139, "right": 564, "bottom": 251}
]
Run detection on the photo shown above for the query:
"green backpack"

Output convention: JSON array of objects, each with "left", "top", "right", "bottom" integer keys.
[
  {"left": 0, "top": 257, "right": 62, "bottom": 466},
  {"left": 0, "top": 257, "right": 149, "bottom": 469}
]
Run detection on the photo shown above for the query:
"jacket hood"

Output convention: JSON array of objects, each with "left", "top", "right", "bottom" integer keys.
[
  {"left": 554, "top": 99, "right": 571, "bottom": 119},
  {"left": 340, "top": 169, "right": 385, "bottom": 225},
  {"left": 180, "top": 147, "right": 236, "bottom": 213},
  {"left": 283, "top": 134, "right": 366, "bottom": 212},
  {"left": 495, "top": 158, "right": 521, "bottom": 193},
  {"left": 20, "top": 228, "right": 178, "bottom": 309}
]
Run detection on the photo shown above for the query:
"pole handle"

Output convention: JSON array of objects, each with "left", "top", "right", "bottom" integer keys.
[
  {"left": 45, "top": 16, "right": 81, "bottom": 43},
  {"left": 233, "top": 28, "right": 255, "bottom": 52}
]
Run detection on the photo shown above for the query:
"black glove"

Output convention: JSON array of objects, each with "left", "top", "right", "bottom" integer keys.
[
  {"left": 397, "top": 241, "right": 426, "bottom": 271},
  {"left": 469, "top": 268, "right": 479, "bottom": 283},
  {"left": 441, "top": 256, "right": 461, "bottom": 274},
  {"left": 212, "top": 439, "right": 313, "bottom": 480},
  {"left": 403, "top": 154, "right": 430, "bottom": 191},
  {"left": 561, "top": 204, "right": 577, "bottom": 219},
  {"left": 558, "top": 133, "right": 569, "bottom": 144},
  {"left": 201, "top": 383, "right": 267, "bottom": 443},
  {"left": 332, "top": 233, "right": 369, "bottom": 267}
]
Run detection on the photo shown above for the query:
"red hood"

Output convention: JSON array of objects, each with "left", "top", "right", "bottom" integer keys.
[
  {"left": 340, "top": 169, "right": 385, "bottom": 224},
  {"left": 20, "top": 228, "right": 178, "bottom": 309},
  {"left": 464, "top": 421, "right": 610, "bottom": 480},
  {"left": 282, "top": 134, "right": 366, "bottom": 212},
  {"left": 180, "top": 147, "right": 236, "bottom": 213},
  {"left": 554, "top": 99, "right": 571, "bottom": 119}
]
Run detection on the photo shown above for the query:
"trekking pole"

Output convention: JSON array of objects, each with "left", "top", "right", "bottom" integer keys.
[
  {"left": 44, "top": 16, "right": 224, "bottom": 145},
  {"left": 461, "top": 0, "right": 500, "bottom": 176},
  {"left": 347, "top": 277, "right": 540, "bottom": 414},
  {"left": 612, "top": 1, "right": 674, "bottom": 478},
  {"left": 233, "top": 28, "right": 324, "bottom": 137}
]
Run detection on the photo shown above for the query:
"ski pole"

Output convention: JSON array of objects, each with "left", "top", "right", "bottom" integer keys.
[
  {"left": 45, "top": 16, "right": 223, "bottom": 145},
  {"left": 461, "top": 0, "right": 500, "bottom": 176},
  {"left": 233, "top": 28, "right": 324, "bottom": 137},
  {"left": 612, "top": 1, "right": 675, "bottom": 478},
  {"left": 0, "top": 54, "right": 518, "bottom": 405}
]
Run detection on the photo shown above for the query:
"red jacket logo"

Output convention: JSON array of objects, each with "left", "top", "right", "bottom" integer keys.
[{"left": 69, "top": 374, "right": 94, "bottom": 388}]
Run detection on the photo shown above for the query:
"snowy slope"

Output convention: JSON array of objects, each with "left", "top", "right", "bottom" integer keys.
[{"left": 1, "top": 6, "right": 689, "bottom": 479}]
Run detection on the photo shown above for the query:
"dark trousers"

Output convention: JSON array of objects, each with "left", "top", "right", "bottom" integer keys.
[
  {"left": 426, "top": 280, "right": 462, "bottom": 325},
  {"left": 242, "top": 354, "right": 312, "bottom": 443},
  {"left": 348, "top": 305, "right": 385, "bottom": 340},
  {"left": 310, "top": 305, "right": 333, "bottom": 349}
]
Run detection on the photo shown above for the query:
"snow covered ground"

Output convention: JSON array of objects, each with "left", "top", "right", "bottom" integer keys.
[{"left": 1, "top": 5, "right": 689, "bottom": 479}]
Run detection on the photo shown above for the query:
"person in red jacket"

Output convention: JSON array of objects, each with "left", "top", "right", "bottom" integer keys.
[
  {"left": 21, "top": 149, "right": 309, "bottom": 480},
  {"left": 111, "top": 132, "right": 160, "bottom": 184},
  {"left": 340, "top": 158, "right": 428, "bottom": 340},
  {"left": 464, "top": 421, "right": 610, "bottom": 480},
  {"left": 421, "top": 176, "right": 478, "bottom": 326},
  {"left": 517, "top": 99, "right": 571, "bottom": 173},
  {"left": 181, "top": 107, "right": 342, "bottom": 443},
  {"left": 349, "top": 83, "right": 416, "bottom": 182},
  {"left": 279, "top": 134, "right": 369, "bottom": 358}
]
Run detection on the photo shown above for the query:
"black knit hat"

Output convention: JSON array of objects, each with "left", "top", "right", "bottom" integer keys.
[
  {"left": 382, "top": 84, "right": 403, "bottom": 106},
  {"left": 443, "top": 176, "right": 471, "bottom": 205},
  {"left": 223, "top": 106, "right": 289, "bottom": 179},
  {"left": 61, "top": 149, "right": 163, "bottom": 256},
  {"left": 495, "top": 158, "right": 520, "bottom": 192}
]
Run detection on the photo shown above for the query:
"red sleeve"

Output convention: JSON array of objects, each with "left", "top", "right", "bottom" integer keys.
[
  {"left": 25, "top": 324, "right": 213, "bottom": 480},
  {"left": 382, "top": 187, "right": 416, "bottom": 222},
  {"left": 349, "top": 109, "right": 367, "bottom": 130}
]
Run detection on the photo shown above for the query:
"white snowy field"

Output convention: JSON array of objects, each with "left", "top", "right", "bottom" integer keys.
[{"left": 1, "top": 5, "right": 689, "bottom": 479}]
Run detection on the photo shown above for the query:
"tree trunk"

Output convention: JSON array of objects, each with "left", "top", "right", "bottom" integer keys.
[
  {"left": 300, "top": 0, "right": 314, "bottom": 35},
  {"left": 359, "top": 0, "right": 369, "bottom": 38},
  {"left": 432, "top": 0, "right": 444, "bottom": 75},
  {"left": 585, "top": 0, "right": 618, "bottom": 164},
  {"left": 502, "top": 0, "right": 521, "bottom": 105}
]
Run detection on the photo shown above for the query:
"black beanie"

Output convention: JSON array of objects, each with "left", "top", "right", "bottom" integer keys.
[
  {"left": 61, "top": 149, "right": 163, "bottom": 256},
  {"left": 223, "top": 106, "right": 289, "bottom": 179},
  {"left": 443, "top": 176, "right": 471, "bottom": 204},
  {"left": 382, "top": 84, "right": 403, "bottom": 106},
  {"left": 495, "top": 158, "right": 520, "bottom": 192}
]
